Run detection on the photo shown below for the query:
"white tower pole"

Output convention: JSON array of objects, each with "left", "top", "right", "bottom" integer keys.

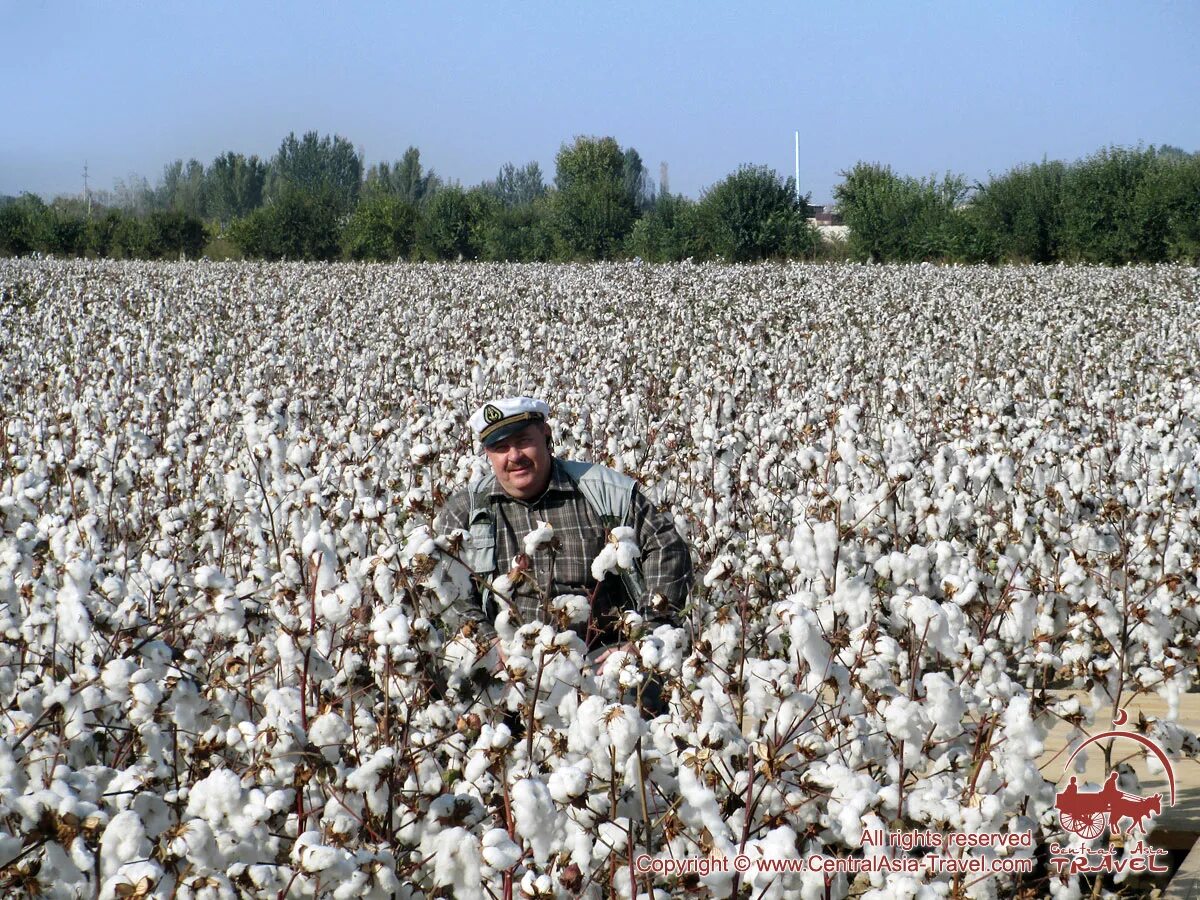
[{"left": 794, "top": 131, "right": 800, "bottom": 203}]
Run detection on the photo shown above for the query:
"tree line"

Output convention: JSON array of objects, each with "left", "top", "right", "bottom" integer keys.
[
  {"left": 0, "top": 132, "right": 817, "bottom": 264},
  {"left": 836, "top": 145, "right": 1200, "bottom": 264},
  {"left": 2, "top": 133, "right": 1197, "bottom": 264}
]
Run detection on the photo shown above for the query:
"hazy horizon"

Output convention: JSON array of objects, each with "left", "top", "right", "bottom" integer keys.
[{"left": 4, "top": 1, "right": 1198, "bottom": 205}]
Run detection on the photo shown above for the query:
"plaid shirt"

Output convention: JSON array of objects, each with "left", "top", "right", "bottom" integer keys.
[{"left": 437, "top": 458, "right": 693, "bottom": 646}]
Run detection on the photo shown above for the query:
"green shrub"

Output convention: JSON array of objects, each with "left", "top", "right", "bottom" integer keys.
[
  {"left": 229, "top": 189, "right": 341, "bottom": 261},
  {"left": 342, "top": 194, "right": 418, "bottom": 261},
  {"left": 0, "top": 194, "right": 49, "bottom": 256},
  {"left": 416, "top": 186, "right": 475, "bottom": 260},
  {"left": 834, "top": 163, "right": 967, "bottom": 262},
  {"left": 696, "top": 165, "right": 815, "bottom": 262},
  {"left": 627, "top": 193, "right": 705, "bottom": 262}
]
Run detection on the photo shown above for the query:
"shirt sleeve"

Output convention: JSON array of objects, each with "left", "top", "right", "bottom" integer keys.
[
  {"left": 628, "top": 486, "right": 693, "bottom": 625},
  {"left": 435, "top": 489, "right": 497, "bottom": 641}
]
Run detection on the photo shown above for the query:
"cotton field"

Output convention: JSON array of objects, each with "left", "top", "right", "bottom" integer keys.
[{"left": 3, "top": 258, "right": 1200, "bottom": 900}]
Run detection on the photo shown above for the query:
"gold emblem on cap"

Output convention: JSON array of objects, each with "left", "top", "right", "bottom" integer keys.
[{"left": 483, "top": 404, "right": 503, "bottom": 424}]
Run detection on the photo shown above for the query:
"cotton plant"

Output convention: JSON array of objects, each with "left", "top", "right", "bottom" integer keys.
[{"left": 2, "top": 259, "right": 1200, "bottom": 897}]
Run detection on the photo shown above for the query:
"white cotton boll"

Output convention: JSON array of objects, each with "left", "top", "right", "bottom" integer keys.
[
  {"left": 489, "top": 723, "right": 513, "bottom": 748},
  {"left": 317, "top": 581, "right": 359, "bottom": 626},
  {"left": 186, "top": 768, "right": 245, "bottom": 831},
  {"left": 590, "top": 544, "right": 620, "bottom": 581},
  {"left": 592, "top": 818, "right": 631, "bottom": 863},
  {"left": 676, "top": 767, "right": 735, "bottom": 853},
  {"left": 883, "top": 695, "right": 929, "bottom": 744},
  {"left": 492, "top": 573, "right": 515, "bottom": 600},
  {"left": 811, "top": 520, "right": 838, "bottom": 581},
  {"left": 511, "top": 778, "right": 557, "bottom": 865},
  {"left": 1002, "top": 695, "right": 1043, "bottom": 757},
  {"left": 147, "top": 557, "right": 175, "bottom": 589},
  {"left": 163, "top": 819, "right": 214, "bottom": 865},
  {"left": 401, "top": 525, "right": 438, "bottom": 560},
  {"left": 597, "top": 650, "right": 642, "bottom": 693},
  {"left": 443, "top": 634, "right": 481, "bottom": 690},
  {"left": 346, "top": 747, "right": 394, "bottom": 815},
  {"left": 101, "top": 658, "right": 137, "bottom": 701},
  {"left": 68, "top": 833, "right": 95, "bottom": 873},
  {"left": 309, "top": 712, "right": 351, "bottom": 763},
  {"left": 302, "top": 530, "right": 339, "bottom": 593},
  {"left": 213, "top": 592, "right": 245, "bottom": 636},
  {"left": 639, "top": 636, "right": 663, "bottom": 669},
  {"left": 286, "top": 440, "right": 313, "bottom": 469},
  {"left": 922, "top": 673, "right": 966, "bottom": 739},
  {"left": 616, "top": 541, "right": 638, "bottom": 570},
  {"left": 523, "top": 520, "right": 554, "bottom": 555},
  {"left": 786, "top": 603, "right": 835, "bottom": 689},
  {"left": 611, "top": 525, "right": 636, "bottom": 543},
  {"left": 265, "top": 789, "right": 294, "bottom": 814},
  {"left": 331, "top": 872, "right": 372, "bottom": 900},
  {"left": 830, "top": 577, "right": 872, "bottom": 629},
  {"left": 371, "top": 606, "right": 410, "bottom": 647},
  {"left": 548, "top": 763, "right": 591, "bottom": 803},
  {"left": 905, "top": 594, "right": 959, "bottom": 660},
  {"left": 276, "top": 632, "right": 303, "bottom": 672},
  {"left": 99, "top": 861, "right": 163, "bottom": 900},
  {"left": 604, "top": 705, "right": 645, "bottom": 759},
  {"left": 428, "top": 826, "right": 484, "bottom": 900},
  {"left": 410, "top": 443, "right": 436, "bottom": 464},
  {"left": 55, "top": 558, "right": 95, "bottom": 645},
  {"left": 100, "top": 810, "right": 150, "bottom": 878},
  {"left": 481, "top": 828, "right": 522, "bottom": 870},
  {"left": 592, "top": 527, "right": 640, "bottom": 580},
  {"left": 703, "top": 555, "right": 732, "bottom": 588},
  {"left": 741, "top": 826, "right": 801, "bottom": 891},
  {"left": 550, "top": 593, "right": 592, "bottom": 624},
  {"left": 567, "top": 695, "right": 606, "bottom": 754},
  {"left": 291, "top": 830, "right": 356, "bottom": 878},
  {"left": 647, "top": 625, "right": 687, "bottom": 674},
  {"left": 520, "top": 871, "right": 556, "bottom": 898},
  {"left": 194, "top": 565, "right": 233, "bottom": 591}
]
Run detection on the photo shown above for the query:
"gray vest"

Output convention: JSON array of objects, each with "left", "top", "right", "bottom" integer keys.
[{"left": 462, "top": 459, "right": 648, "bottom": 615}]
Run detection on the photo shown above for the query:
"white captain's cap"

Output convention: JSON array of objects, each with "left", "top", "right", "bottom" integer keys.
[{"left": 469, "top": 396, "right": 551, "bottom": 447}]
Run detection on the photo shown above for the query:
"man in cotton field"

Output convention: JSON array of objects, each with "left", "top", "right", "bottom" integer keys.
[{"left": 438, "top": 396, "right": 693, "bottom": 669}]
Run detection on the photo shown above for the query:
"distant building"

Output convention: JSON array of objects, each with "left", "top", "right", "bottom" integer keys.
[
  {"left": 806, "top": 205, "right": 844, "bottom": 226},
  {"left": 806, "top": 205, "right": 848, "bottom": 242}
]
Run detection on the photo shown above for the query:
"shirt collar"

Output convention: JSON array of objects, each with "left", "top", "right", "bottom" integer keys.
[{"left": 488, "top": 457, "right": 574, "bottom": 503}]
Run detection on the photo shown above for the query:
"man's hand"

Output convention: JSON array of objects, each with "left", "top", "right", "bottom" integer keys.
[{"left": 592, "top": 641, "right": 638, "bottom": 675}]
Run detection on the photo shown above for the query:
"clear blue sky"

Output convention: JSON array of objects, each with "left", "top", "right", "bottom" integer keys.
[{"left": 4, "top": 1, "right": 1198, "bottom": 204}]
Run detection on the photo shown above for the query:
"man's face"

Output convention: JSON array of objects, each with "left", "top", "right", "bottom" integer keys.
[{"left": 485, "top": 421, "right": 553, "bottom": 500}]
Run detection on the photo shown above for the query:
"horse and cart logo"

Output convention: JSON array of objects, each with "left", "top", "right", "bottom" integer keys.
[{"left": 1054, "top": 709, "right": 1176, "bottom": 839}]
